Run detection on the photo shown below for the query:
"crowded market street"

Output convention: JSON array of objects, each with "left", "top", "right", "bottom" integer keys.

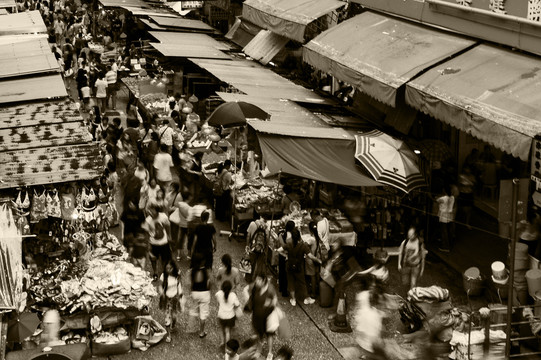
[{"left": 2, "top": 0, "right": 541, "bottom": 360}]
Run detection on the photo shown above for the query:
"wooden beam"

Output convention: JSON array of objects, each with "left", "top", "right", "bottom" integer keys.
[{"left": 352, "top": 0, "right": 541, "bottom": 56}]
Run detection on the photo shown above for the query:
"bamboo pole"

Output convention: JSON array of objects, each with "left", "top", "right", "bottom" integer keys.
[{"left": 505, "top": 178, "right": 520, "bottom": 358}]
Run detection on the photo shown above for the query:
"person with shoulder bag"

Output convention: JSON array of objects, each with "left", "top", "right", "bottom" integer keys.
[
  {"left": 398, "top": 226, "right": 425, "bottom": 291},
  {"left": 169, "top": 189, "right": 191, "bottom": 262}
]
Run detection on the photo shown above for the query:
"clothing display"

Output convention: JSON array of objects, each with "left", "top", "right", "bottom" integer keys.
[
  {"left": 30, "top": 188, "right": 48, "bottom": 223},
  {"left": 47, "top": 189, "right": 62, "bottom": 218}
]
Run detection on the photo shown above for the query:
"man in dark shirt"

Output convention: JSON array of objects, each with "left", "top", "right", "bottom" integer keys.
[{"left": 190, "top": 211, "right": 216, "bottom": 269}]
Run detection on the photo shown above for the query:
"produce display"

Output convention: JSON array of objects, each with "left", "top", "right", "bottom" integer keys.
[
  {"left": 121, "top": 77, "right": 141, "bottom": 97},
  {"left": 139, "top": 93, "right": 170, "bottom": 118},
  {"left": 234, "top": 178, "right": 282, "bottom": 211},
  {"left": 27, "top": 232, "right": 156, "bottom": 314}
]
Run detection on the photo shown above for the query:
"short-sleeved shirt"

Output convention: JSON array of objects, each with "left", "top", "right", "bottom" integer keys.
[
  {"left": 160, "top": 274, "right": 182, "bottom": 298},
  {"left": 194, "top": 223, "right": 216, "bottom": 253},
  {"left": 285, "top": 242, "right": 310, "bottom": 271},
  {"left": 153, "top": 152, "right": 174, "bottom": 182},
  {"left": 95, "top": 78, "right": 107, "bottom": 98},
  {"left": 158, "top": 125, "right": 175, "bottom": 146},
  {"left": 105, "top": 70, "right": 117, "bottom": 85},
  {"left": 215, "top": 290, "right": 240, "bottom": 320},
  {"left": 81, "top": 86, "right": 90, "bottom": 98},
  {"left": 142, "top": 212, "right": 169, "bottom": 246}
]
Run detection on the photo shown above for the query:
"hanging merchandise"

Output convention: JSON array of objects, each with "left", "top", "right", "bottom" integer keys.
[
  {"left": 30, "top": 187, "right": 48, "bottom": 223},
  {"left": 61, "top": 188, "right": 77, "bottom": 221},
  {"left": 0, "top": 202, "right": 24, "bottom": 310},
  {"left": 47, "top": 189, "right": 62, "bottom": 218},
  {"left": 13, "top": 188, "right": 31, "bottom": 235}
]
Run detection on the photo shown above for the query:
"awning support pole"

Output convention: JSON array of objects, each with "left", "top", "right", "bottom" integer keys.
[{"left": 506, "top": 178, "right": 520, "bottom": 358}]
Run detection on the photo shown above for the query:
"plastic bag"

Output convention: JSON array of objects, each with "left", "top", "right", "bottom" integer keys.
[{"left": 131, "top": 315, "right": 167, "bottom": 351}]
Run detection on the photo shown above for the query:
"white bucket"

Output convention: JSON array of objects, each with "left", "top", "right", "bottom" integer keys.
[
  {"left": 526, "top": 269, "right": 541, "bottom": 298},
  {"left": 491, "top": 261, "right": 506, "bottom": 280}
]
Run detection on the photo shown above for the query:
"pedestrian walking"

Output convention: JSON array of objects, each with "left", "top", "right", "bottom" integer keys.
[
  {"left": 94, "top": 71, "right": 107, "bottom": 114},
  {"left": 153, "top": 144, "right": 174, "bottom": 191},
  {"left": 188, "top": 253, "right": 212, "bottom": 338},
  {"left": 216, "top": 254, "right": 241, "bottom": 295},
  {"left": 244, "top": 275, "right": 277, "bottom": 360},
  {"left": 142, "top": 204, "right": 172, "bottom": 281},
  {"left": 215, "top": 160, "right": 233, "bottom": 222},
  {"left": 159, "top": 260, "right": 185, "bottom": 343},
  {"left": 130, "top": 230, "right": 148, "bottom": 270},
  {"left": 105, "top": 65, "right": 117, "bottom": 109},
  {"left": 216, "top": 280, "right": 241, "bottom": 348},
  {"left": 191, "top": 210, "right": 216, "bottom": 270},
  {"left": 398, "top": 226, "right": 425, "bottom": 291},
  {"left": 436, "top": 186, "right": 454, "bottom": 252}
]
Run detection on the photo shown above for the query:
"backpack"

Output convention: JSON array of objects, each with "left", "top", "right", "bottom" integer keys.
[
  {"left": 287, "top": 245, "right": 302, "bottom": 273},
  {"left": 250, "top": 225, "right": 267, "bottom": 254},
  {"left": 154, "top": 221, "right": 165, "bottom": 240}
]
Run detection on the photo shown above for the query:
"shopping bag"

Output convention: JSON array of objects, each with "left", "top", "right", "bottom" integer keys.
[
  {"left": 277, "top": 311, "right": 292, "bottom": 340},
  {"left": 266, "top": 307, "right": 280, "bottom": 333}
]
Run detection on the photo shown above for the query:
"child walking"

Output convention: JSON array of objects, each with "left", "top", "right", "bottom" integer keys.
[
  {"left": 159, "top": 260, "right": 185, "bottom": 342},
  {"left": 216, "top": 280, "right": 241, "bottom": 349}
]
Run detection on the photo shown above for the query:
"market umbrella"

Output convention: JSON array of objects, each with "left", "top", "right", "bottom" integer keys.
[
  {"left": 207, "top": 101, "right": 269, "bottom": 128},
  {"left": 414, "top": 139, "right": 453, "bottom": 163},
  {"left": 7, "top": 311, "right": 40, "bottom": 342},
  {"left": 354, "top": 130, "right": 425, "bottom": 193}
]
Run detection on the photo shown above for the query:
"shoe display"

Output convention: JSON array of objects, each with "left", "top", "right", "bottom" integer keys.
[{"left": 290, "top": 298, "right": 296, "bottom": 306}]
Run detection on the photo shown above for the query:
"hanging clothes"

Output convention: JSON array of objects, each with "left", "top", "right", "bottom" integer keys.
[
  {"left": 61, "top": 190, "right": 76, "bottom": 220},
  {"left": 30, "top": 188, "right": 48, "bottom": 223},
  {"left": 13, "top": 189, "right": 31, "bottom": 235},
  {"left": 47, "top": 189, "right": 62, "bottom": 218}
]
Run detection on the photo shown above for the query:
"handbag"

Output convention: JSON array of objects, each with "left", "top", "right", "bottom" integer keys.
[
  {"left": 266, "top": 307, "right": 280, "bottom": 333},
  {"left": 277, "top": 310, "right": 292, "bottom": 340},
  {"left": 169, "top": 207, "right": 181, "bottom": 224}
]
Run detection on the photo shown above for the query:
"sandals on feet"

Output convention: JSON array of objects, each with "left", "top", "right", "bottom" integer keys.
[{"left": 199, "top": 332, "right": 207, "bottom": 338}]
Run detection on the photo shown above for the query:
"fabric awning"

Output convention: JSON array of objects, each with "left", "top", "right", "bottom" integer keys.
[
  {"left": 0, "top": 0, "right": 15, "bottom": 9},
  {"left": 406, "top": 44, "right": 541, "bottom": 161},
  {"left": 243, "top": 30, "right": 288, "bottom": 65},
  {"left": 255, "top": 131, "right": 381, "bottom": 186},
  {"left": 0, "top": 74, "right": 67, "bottom": 104},
  {"left": 303, "top": 11, "right": 476, "bottom": 107},
  {"left": 151, "top": 42, "right": 230, "bottom": 59},
  {"left": 0, "top": 11, "right": 47, "bottom": 35},
  {"left": 242, "top": 0, "right": 345, "bottom": 43},
  {"left": 190, "top": 58, "right": 331, "bottom": 104},
  {"left": 149, "top": 31, "right": 231, "bottom": 50},
  {"left": 225, "top": 17, "right": 263, "bottom": 48}
]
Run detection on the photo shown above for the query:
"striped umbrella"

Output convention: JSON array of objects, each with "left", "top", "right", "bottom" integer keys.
[{"left": 354, "top": 130, "right": 426, "bottom": 193}]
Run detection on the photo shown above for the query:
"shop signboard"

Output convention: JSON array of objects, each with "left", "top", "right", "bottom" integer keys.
[{"left": 180, "top": 0, "right": 204, "bottom": 9}]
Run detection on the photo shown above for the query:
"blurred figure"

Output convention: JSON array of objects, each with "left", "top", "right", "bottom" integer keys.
[
  {"left": 398, "top": 226, "right": 425, "bottom": 291},
  {"left": 458, "top": 166, "right": 475, "bottom": 229}
]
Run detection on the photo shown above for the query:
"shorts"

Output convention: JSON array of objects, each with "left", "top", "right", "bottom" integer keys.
[
  {"left": 219, "top": 317, "right": 236, "bottom": 328},
  {"left": 401, "top": 265, "right": 421, "bottom": 285},
  {"left": 132, "top": 256, "right": 147, "bottom": 269},
  {"left": 190, "top": 291, "right": 210, "bottom": 320},
  {"left": 150, "top": 244, "right": 171, "bottom": 263}
]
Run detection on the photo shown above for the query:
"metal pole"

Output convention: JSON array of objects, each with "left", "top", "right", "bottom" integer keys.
[{"left": 505, "top": 178, "right": 520, "bottom": 358}]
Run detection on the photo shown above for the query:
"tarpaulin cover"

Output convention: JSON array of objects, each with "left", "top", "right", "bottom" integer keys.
[
  {"left": 225, "top": 17, "right": 263, "bottom": 48},
  {"left": 257, "top": 133, "right": 380, "bottom": 186},
  {"left": 243, "top": 30, "right": 288, "bottom": 65},
  {"left": 303, "top": 11, "right": 476, "bottom": 107},
  {"left": 149, "top": 31, "right": 231, "bottom": 50},
  {"left": 406, "top": 44, "right": 541, "bottom": 161},
  {"left": 150, "top": 42, "right": 231, "bottom": 59},
  {"left": 0, "top": 74, "right": 67, "bottom": 104},
  {"left": 242, "top": 0, "right": 345, "bottom": 43}
]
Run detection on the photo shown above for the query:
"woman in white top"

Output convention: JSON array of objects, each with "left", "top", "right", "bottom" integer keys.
[
  {"left": 215, "top": 280, "right": 241, "bottom": 347},
  {"left": 159, "top": 260, "right": 184, "bottom": 342}
]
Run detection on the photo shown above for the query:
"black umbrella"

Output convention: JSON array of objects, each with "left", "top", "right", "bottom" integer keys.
[{"left": 207, "top": 101, "right": 269, "bottom": 128}]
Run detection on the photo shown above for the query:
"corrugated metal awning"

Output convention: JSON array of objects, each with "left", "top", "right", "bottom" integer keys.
[
  {"left": 225, "top": 17, "right": 263, "bottom": 48},
  {"left": 406, "top": 44, "right": 541, "bottom": 161},
  {"left": 243, "top": 30, "right": 288, "bottom": 65},
  {"left": 0, "top": 101, "right": 81, "bottom": 129},
  {"left": 120, "top": 6, "right": 179, "bottom": 17},
  {"left": 190, "top": 58, "right": 331, "bottom": 104},
  {"left": 0, "top": 143, "right": 103, "bottom": 189},
  {"left": 0, "top": 0, "right": 15, "bottom": 9},
  {"left": 242, "top": 0, "right": 345, "bottom": 43},
  {"left": 151, "top": 42, "right": 231, "bottom": 59},
  {"left": 99, "top": 0, "right": 146, "bottom": 8},
  {"left": 0, "top": 74, "right": 67, "bottom": 104},
  {"left": 248, "top": 119, "right": 353, "bottom": 139},
  {"left": 149, "top": 31, "right": 231, "bottom": 50},
  {"left": 0, "top": 38, "right": 59, "bottom": 78},
  {"left": 0, "top": 11, "right": 47, "bottom": 35},
  {"left": 150, "top": 15, "right": 215, "bottom": 31},
  {"left": 303, "top": 11, "right": 476, "bottom": 107},
  {"left": 216, "top": 92, "right": 327, "bottom": 127}
]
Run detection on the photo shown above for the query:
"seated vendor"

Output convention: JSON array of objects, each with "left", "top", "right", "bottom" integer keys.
[{"left": 281, "top": 185, "right": 300, "bottom": 215}]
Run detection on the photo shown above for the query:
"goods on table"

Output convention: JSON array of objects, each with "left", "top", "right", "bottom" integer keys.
[
  {"left": 27, "top": 232, "right": 156, "bottom": 313},
  {"left": 139, "top": 93, "right": 170, "bottom": 118},
  {"left": 235, "top": 183, "right": 281, "bottom": 211}
]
